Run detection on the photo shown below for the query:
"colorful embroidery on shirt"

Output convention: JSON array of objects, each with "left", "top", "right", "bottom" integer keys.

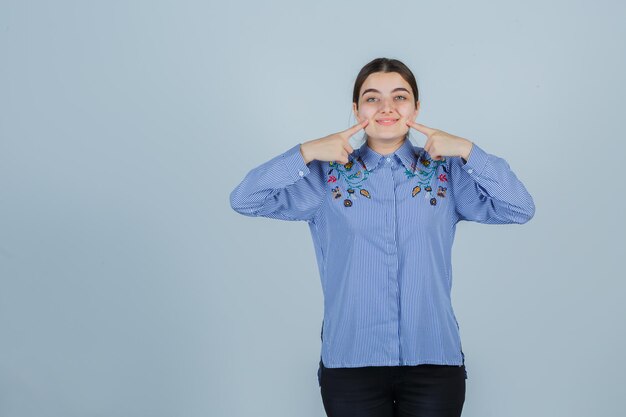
[
  {"left": 406, "top": 151, "right": 449, "bottom": 206},
  {"left": 327, "top": 156, "right": 372, "bottom": 207}
]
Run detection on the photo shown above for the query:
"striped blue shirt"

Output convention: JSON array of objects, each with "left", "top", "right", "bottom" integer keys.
[{"left": 230, "top": 137, "right": 535, "bottom": 371}]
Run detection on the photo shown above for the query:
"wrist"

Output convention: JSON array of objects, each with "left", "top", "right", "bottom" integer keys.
[
  {"left": 300, "top": 142, "right": 313, "bottom": 164},
  {"left": 462, "top": 140, "right": 473, "bottom": 161}
]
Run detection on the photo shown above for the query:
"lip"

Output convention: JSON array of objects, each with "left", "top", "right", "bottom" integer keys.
[{"left": 376, "top": 118, "right": 399, "bottom": 126}]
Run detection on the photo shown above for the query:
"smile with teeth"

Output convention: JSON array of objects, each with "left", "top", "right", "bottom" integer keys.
[{"left": 376, "top": 118, "right": 399, "bottom": 126}]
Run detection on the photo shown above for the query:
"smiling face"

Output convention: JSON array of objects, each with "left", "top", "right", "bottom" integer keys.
[{"left": 352, "top": 71, "right": 420, "bottom": 143}]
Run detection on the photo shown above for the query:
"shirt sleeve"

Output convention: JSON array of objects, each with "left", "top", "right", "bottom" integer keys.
[
  {"left": 449, "top": 142, "right": 536, "bottom": 224},
  {"left": 229, "top": 143, "right": 327, "bottom": 222}
]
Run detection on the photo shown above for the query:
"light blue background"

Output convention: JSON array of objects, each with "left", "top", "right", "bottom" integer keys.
[{"left": 1, "top": 1, "right": 624, "bottom": 416}]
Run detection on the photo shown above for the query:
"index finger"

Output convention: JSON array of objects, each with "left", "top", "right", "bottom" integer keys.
[
  {"left": 343, "top": 118, "right": 369, "bottom": 137},
  {"left": 406, "top": 120, "right": 436, "bottom": 136}
]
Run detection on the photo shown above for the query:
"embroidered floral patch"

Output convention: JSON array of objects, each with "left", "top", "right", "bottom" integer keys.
[
  {"left": 327, "top": 157, "right": 371, "bottom": 207},
  {"left": 405, "top": 151, "right": 449, "bottom": 206},
  {"left": 327, "top": 150, "right": 450, "bottom": 207}
]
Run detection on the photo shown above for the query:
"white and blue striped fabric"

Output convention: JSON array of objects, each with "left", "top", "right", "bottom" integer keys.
[{"left": 230, "top": 137, "right": 535, "bottom": 371}]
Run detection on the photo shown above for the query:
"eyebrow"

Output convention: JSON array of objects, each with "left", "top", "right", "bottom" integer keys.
[{"left": 361, "top": 87, "right": 411, "bottom": 97}]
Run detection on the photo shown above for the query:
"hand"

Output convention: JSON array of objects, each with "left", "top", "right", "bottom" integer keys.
[
  {"left": 406, "top": 120, "right": 473, "bottom": 161},
  {"left": 300, "top": 119, "right": 369, "bottom": 164}
]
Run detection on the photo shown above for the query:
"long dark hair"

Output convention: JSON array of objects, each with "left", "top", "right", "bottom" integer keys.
[{"left": 352, "top": 58, "right": 420, "bottom": 145}]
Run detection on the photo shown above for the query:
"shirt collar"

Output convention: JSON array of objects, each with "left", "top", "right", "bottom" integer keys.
[{"left": 355, "top": 137, "right": 419, "bottom": 173}]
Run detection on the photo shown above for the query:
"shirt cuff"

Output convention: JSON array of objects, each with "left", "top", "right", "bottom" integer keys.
[
  {"left": 281, "top": 143, "right": 311, "bottom": 181},
  {"left": 461, "top": 142, "right": 489, "bottom": 177}
]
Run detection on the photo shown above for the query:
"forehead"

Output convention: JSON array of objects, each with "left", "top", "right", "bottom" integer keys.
[{"left": 360, "top": 72, "right": 411, "bottom": 93}]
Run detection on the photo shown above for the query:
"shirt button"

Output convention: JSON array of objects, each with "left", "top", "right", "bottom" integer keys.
[
  {"left": 468, "top": 168, "right": 473, "bottom": 174},
  {"left": 298, "top": 170, "right": 304, "bottom": 177},
  {"left": 386, "top": 157, "right": 391, "bottom": 162}
]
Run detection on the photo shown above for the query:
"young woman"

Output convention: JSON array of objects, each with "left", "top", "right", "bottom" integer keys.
[{"left": 230, "top": 57, "right": 535, "bottom": 417}]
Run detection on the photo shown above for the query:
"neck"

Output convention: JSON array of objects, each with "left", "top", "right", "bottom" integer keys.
[{"left": 366, "top": 136, "right": 406, "bottom": 156}]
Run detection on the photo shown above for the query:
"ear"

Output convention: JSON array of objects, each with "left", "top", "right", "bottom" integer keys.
[{"left": 352, "top": 102, "right": 359, "bottom": 121}]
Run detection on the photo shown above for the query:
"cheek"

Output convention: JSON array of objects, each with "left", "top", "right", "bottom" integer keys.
[
  {"left": 398, "top": 103, "right": 417, "bottom": 117},
  {"left": 357, "top": 106, "right": 376, "bottom": 120}
]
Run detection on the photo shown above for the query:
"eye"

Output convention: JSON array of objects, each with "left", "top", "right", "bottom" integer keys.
[{"left": 365, "top": 95, "right": 408, "bottom": 102}]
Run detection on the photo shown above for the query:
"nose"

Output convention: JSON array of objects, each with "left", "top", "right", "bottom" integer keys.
[{"left": 379, "top": 96, "right": 397, "bottom": 113}]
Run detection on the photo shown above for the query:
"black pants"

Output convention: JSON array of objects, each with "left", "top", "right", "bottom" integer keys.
[{"left": 318, "top": 359, "right": 466, "bottom": 417}]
